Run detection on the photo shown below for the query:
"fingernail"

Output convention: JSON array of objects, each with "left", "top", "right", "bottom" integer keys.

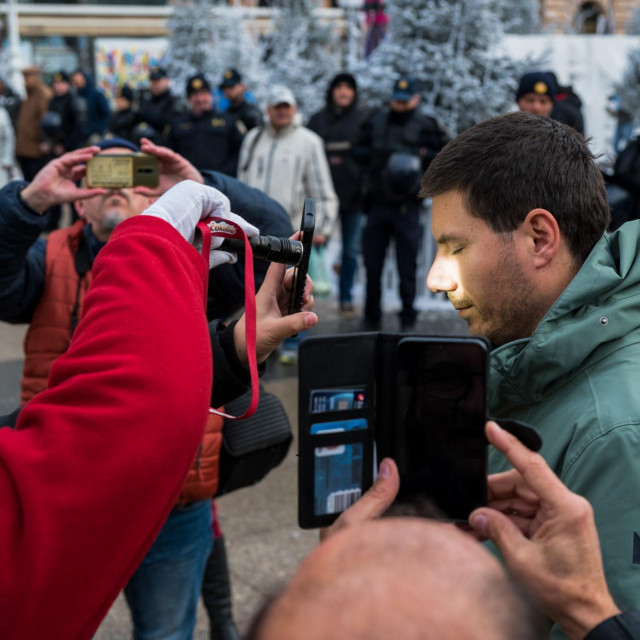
[
  {"left": 470, "top": 514, "right": 487, "bottom": 534},
  {"left": 304, "top": 313, "right": 316, "bottom": 327},
  {"left": 379, "top": 459, "right": 392, "bottom": 478}
]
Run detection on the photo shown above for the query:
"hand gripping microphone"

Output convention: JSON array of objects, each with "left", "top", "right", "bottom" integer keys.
[{"left": 219, "top": 235, "right": 304, "bottom": 266}]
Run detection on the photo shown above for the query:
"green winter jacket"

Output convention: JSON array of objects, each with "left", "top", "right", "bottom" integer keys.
[{"left": 489, "top": 221, "right": 640, "bottom": 638}]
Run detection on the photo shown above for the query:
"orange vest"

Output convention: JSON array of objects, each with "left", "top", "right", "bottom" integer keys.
[{"left": 21, "top": 221, "right": 223, "bottom": 502}]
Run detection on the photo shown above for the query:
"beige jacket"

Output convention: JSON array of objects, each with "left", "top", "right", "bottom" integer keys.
[{"left": 237, "top": 119, "right": 338, "bottom": 237}]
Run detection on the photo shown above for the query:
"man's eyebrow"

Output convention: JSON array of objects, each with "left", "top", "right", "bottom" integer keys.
[{"left": 436, "top": 233, "right": 467, "bottom": 246}]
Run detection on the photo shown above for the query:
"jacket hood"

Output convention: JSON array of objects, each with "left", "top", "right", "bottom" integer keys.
[
  {"left": 490, "top": 220, "right": 640, "bottom": 412},
  {"left": 325, "top": 72, "right": 358, "bottom": 111}
]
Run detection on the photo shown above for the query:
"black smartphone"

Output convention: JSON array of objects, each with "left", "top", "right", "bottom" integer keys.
[
  {"left": 288, "top": 198, "right": 315, "bottom": 315},
  {"left": 394, "top": 336, "right": 490, "bottom": 521}
]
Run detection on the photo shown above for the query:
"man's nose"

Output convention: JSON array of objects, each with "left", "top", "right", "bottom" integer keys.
[{"left": 426, "top": 254, "right": 457, "bottom": 293}]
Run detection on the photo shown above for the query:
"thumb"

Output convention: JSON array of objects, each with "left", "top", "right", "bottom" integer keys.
[
  {"left": 469, "top": 508, "right": 527, "bottom": 557},
  {"left": 273, "top": 311, "right": 318, "bottom": 342}
]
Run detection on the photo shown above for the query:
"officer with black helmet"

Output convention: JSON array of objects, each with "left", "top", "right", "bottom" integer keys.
[
  {"left": 219, "top": 68, "right": 263, "bottom": 134},
  {"left": 357, "top": 76, "right": 447, "bottom": 330},
  {"left": 167, "top": 74, "right": 245, "bottom": 176},
  {"left": 135, "top": 66, "right": 186, "bottom": 143}
]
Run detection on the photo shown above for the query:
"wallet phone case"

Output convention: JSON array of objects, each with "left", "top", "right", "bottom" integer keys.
[{"left": 297, "top": 333, "right": 493, "bottom": 529}]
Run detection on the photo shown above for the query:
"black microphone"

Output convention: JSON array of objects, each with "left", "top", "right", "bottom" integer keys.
[{"left": 219, "top": 235, "right": 304, "bottom": 265}]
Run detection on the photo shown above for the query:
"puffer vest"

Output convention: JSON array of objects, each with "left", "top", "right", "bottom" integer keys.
[
  {"left": 21, "top": 221, "right": 223, "bottom": 501},
  {"left": 21, "top": 221, "right": 91, "bottom": 404}
]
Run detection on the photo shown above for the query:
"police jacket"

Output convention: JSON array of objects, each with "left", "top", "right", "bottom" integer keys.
[
  {"left": 136, "top": 89, "right": 186, "bottom": 141},
  {"left": 167, "top": 109, "right": 244, "bottom": 177},
  {"left": 356, "top": 107, "right": 446, "bottom": 205},
  {"left": 308, "top": 96, "right": 370, "bottom": 213},
  {"left": 237, "top": 118, "right": 338, "bottom": 238},
  {"left": 488, "top": 221, "right": 640, "bottom": 639},
  {"left": 43, "top": 92, "right": 86, "bottom": 152},
  {"left": 228, "top": 99, "right": 263, "bottom": 134}
]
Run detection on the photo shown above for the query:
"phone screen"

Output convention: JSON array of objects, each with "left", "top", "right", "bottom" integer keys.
[
  {"left": 394, "top": 337, "right": 488, "bottom": 521},
  {"left": 288, "top": 198, "right": 315, "bottom": 315}
]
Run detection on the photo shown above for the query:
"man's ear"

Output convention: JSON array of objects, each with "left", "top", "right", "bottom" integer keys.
[
  {"left": 520, "top": 208, "right": 561, "bottom": 268},
  {"left": 74, "top": 198, "right": 86, "bottom": 219}
]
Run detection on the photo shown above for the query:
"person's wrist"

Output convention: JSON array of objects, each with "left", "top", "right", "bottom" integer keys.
[
  {"left": 558, "top": 595, "right": 621, "bottom": 640},
  {"left": 20, "top": 184, "right": 50, "bottom": 215},
  {"left": 233, "top": 318, "right": 248, "bottom": 366}
]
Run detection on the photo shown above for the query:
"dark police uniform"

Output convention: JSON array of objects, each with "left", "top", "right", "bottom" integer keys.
[
  {"left": 357, "top": 80, "right": 446, "bottom": 329},
  {"left": 135, "top": 68, "right": 186, "bottom": 143},
  {"left": 136, "top": 89, "right": 186, "bottom": 143},
  {"left": 227, "top": 100, "right": 263, "bottom": 134},
  {"left": 167, "top": 110, "right": 244, "bottom": 176}
]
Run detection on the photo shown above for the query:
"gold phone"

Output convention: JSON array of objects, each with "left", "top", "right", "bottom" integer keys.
[{"left": 86, "top": 153, "right": 159, "bottom": 189}]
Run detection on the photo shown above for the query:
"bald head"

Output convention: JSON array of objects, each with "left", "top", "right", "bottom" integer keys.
[{"left": 254, "top": 518, "right": 542, "bottom": 640}]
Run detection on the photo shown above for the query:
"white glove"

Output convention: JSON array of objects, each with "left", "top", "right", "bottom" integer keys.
[{"left": 141, "top": 180, "right": 259, "bottom": 268}]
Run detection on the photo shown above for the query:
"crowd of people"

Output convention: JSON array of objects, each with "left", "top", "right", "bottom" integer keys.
[{"left": 1, "top": 56, "right": 640, "bottom": 640}]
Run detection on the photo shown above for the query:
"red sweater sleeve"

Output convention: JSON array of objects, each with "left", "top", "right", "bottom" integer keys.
[{"left": 0, "top": 216, "right": 213, "bottom": 640}]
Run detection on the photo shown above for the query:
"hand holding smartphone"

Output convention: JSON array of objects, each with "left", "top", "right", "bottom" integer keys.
[{"left": 288, "top": 198, "right": 315, "bottom": 315}]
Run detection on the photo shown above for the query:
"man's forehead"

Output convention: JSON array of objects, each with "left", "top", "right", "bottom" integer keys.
[{"left": 97, "top": 147, "right": 134, "bottom": 156}]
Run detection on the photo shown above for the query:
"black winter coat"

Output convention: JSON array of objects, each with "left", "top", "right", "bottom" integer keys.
[
  {"left": 108, "top": 108, "right": 137, "bottom": 142},
  {"left": 42, "top": 92, "right": 86, "bottom": 152},
  {"left": 136, "top": 90, "right": 186, "bottom": 141},
  {"left": 308, "top": 100, "right": 370, "bottom": 212}
]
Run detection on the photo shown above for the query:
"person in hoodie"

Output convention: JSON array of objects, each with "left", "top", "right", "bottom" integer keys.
[
  {"left": 70, "top": 69, "right": 110, "bottom": 142},
  {"left": 422, "top": 111, "right": 640, "bottom": 639},
  {"left": 308, "top": 73, "right": 370, "bottom": 317}
]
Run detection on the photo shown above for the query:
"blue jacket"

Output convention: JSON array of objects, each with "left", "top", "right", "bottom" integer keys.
[{"left": 75, "top": 72, "right": 110, "bottom": 139}]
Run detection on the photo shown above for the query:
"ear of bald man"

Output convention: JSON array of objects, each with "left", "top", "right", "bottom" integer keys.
[{"left": 469, "top": 422, "right": 621, "bottom": 640}]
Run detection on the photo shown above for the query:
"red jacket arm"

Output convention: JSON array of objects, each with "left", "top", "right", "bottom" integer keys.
[{"left": 0, "top": 216, "right": 212, "bottom": 640}]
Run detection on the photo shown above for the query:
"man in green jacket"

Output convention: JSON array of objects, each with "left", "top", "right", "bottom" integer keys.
[{"left": 422, "top": 112, "right": 639, "bottom": 639}]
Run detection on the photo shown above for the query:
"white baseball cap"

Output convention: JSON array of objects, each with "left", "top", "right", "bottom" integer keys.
[{"left": 268, "top": 85, "right": 296, "bottom": 107}]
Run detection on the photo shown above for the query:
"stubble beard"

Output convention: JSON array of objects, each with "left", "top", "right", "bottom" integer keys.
[{"left": 467, "top": 251, "right": 539, "bottom": 347}]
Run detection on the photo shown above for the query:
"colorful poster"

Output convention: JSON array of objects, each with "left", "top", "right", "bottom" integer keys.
[{"left": 94, "top": 37, "right": 168, "bottom": 102}]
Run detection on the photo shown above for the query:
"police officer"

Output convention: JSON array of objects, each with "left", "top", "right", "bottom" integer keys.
[
  {"left": 219, "top": 68, "right": 263, "bottom": 133},
  {"left": 167, "top": 74, "right": 245, "bottom": 176},
  {"left": 135, "top": 66, "right": 186, "bottom": 143},
  {"left": 357, "top": 76, "right": 446, "bottom": 330}
]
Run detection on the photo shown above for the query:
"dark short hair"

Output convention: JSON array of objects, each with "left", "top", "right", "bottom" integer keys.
[{"left": 420, "top": 112, "right": 610, "bottom": 263}]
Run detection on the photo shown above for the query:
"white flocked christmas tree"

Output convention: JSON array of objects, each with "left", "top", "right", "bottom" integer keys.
[
  {"left": 262, "top": 0, "right": 342, "bottom": 118},
  {"left": 354, "top": 0, "right": 530, "bottom": 137},
  {"left": 164, "top": 0, "right": 266, "bottom": 102}
]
